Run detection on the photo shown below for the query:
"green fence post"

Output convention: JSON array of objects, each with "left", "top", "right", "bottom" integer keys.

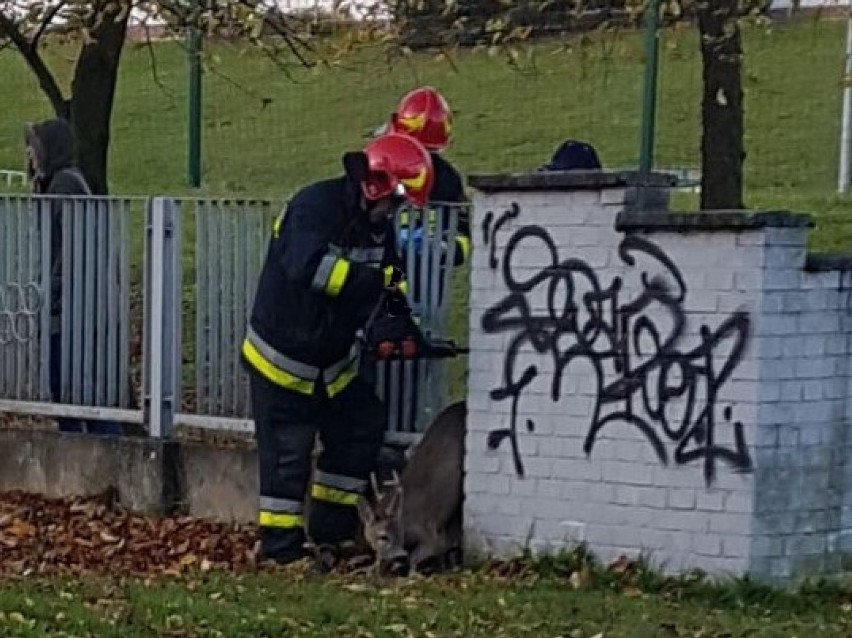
[
  {"left": 638, "top": 0, "right": 661, "bottom": 180},
  {"left": 187, "top": 4, "right": 203, "bottom": 188}
]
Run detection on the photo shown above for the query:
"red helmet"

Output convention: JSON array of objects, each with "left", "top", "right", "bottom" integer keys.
[
  {"left": 389, "top": 86, "right": 452, "bottom": 152},
  {"left": 361, "top": 133, "right": 434, "bottom": 208}
]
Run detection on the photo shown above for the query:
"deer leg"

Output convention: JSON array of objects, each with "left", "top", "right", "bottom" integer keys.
[
  {"left": 407, "top": 526, "right": 447, "bottom": 576},
  {"left": 442, "top": 509, "right": 464, "bottom": 570}
]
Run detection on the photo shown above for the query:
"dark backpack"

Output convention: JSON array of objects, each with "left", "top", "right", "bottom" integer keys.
[{"left": 540, "top": 139, "right": 602, "bottom": 171}]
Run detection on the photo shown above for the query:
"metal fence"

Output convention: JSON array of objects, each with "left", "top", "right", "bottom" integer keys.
[
  {"left": 0, "top": 194, "right": 464, "bottom": 442},
  {"left": 378, "top": 204, "right": 462, "bottom": 440},
  {"left": 0, "top": 195, "right": 141, "bottom": 424}
]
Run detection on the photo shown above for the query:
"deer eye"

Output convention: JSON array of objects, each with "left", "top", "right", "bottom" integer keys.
[{"left": 377, "top": 532, "right": 390, "bottom": 542}]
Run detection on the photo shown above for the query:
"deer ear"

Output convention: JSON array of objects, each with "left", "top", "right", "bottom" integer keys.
[{"left": 355, "top": 495, "right": 374, "bottom": 525}]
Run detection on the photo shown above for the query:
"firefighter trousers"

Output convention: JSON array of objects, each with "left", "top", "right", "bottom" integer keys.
[{"left": 250, "top": 371, "right": 387, "bottom": 564}]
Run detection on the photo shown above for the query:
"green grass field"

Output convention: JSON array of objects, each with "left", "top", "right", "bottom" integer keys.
[
  {"left": 1, "top": 17, "right": 851, "bottom": 249},
  {"left": 1, "top": 555, "right": 851, "bottom": 638}
]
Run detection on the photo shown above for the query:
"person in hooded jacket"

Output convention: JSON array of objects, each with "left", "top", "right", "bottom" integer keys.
[
  {"left": 241, "top": 132, "right": 434, "bottom": 566},
  {"left": 25, "top": 118, "right": 122, "bottom": 436}
]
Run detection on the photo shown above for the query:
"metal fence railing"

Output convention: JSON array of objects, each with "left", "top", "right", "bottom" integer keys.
[
  {"left": 0, "top": 194, "right": 465, "bottom": 442},
  {"left": 188, "top": 199, "right": 277, "bottom": 424},
  {"left": 0, "top": 196, "right": 139, "bottom": 426},
  {"left": 378, "top": 204, "right": 463, "bottom": 439}
]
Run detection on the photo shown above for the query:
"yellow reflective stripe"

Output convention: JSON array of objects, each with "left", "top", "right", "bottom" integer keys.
[
  {"left": 272, "top": 214, "right": 284, "bottom": 239},
  {"left": 311, "top": 483, "right": 360, "bottom": 506},
  {"left": 398, "top": 279, "right": 409, "bottom": 295},
  {"left": 241, "top": 338, "right": 315, "bottom": 395},
  {"left": 326, "top": 361, "right": 358, "bottom": 398},
  {"left": 326, "top": 258, "right": 350, "bottom": 297},
  {"left": 258, "top": 511, "right": 304, "bottom": 528},
  {"left": 456, "top": 235, "right": 472, "bottom": 262}
]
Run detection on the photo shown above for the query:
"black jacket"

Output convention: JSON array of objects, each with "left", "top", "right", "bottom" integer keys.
[
  {"left": 26, "top": 119, "right": 90, "bottom": 197},
  {"left": 429, "top": 153, "right": 469, "bottom": 237},
  {"left": 26, "top": 119, "right": 91, "bottom": 325},
  {"left": 246, "top": 176, "right": 401, "bottom": 371}
]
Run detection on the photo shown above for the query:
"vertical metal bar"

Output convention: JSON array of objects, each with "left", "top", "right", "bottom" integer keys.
[
  {"left": 19, "top": 197, "right": 31, "bottom": 398},
  {"left": 14, "top": 197, "right": 25, "bottom": 399},
  {"left": 637, "top": 0, "right": 661, "bottom": 212},
  {"left": 60, "top": 200, "right": 72, "bottom": 403},
  {"left": 147, "top": 197, "right": 178, "bottom": 438},
  {"left": 429, "top": 204, "right": 445, "bottom": 333},
  {"left": 220, "top": 200, "right": 234, "bottom": 416},
  {"left": 388, "top": 359, "right": 400, "bottom": 434},
  {"left": 207, "top": 200, "right": 220, "bottom": 415},
  {"left": 195, "top": 199, "right": 207, "bottom": 415},
  {"left": 404, "top": 208, "right": 417, "bottom": 311},
  {"left": 233, "top": 202, "right": 248, "bottom": 416},
  {"left": 71, "top": 199, "right": 85, "bottom": 403},
  {"left": 81, "top": 199, "right": 96, "bottom": 405},
  {"left": 94, "top": 200, "right": 108, "bottom": 405},
  {"left": 1, "top": 198, "right": 11, "bottom": 397},
  {"left": 441, "top": 205, "right": 460, "bottom": 330},
  {"left": 27, "top": 198, "right": 39, "bottom": 398},
  {"left": 402, "top": 359, "right": 414, "bottom": 432},
  {"left": 0, "top": 197, "right": 6, "bottom": 397},
  {"left": 173, "top": 198, "right": 184, "bottom": 419},
  {"left": 39, "top": 200, "right": 51, "bottom": 400},
  {"left": 418, "top": 208, "right": 431, "bottom": 327},
  {"left": 141, "top": 199, "right": 153, "bottom": 424},
  {"left": 106, "top": 200, "right": 118, "bottom": 406},
  {"left": 187, "top": 8, "right": 203, "bottom": 188},
  {"left": 118, "top": 200, "right": 130, "bottom": 408}
]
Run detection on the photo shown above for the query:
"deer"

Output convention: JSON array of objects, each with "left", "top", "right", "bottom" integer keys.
[{"left": 356, "top": 400, "right": 466, "bottom": 576}]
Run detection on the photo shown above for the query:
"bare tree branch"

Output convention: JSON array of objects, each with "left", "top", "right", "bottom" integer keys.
[
  {"left": 32, "top": 0, "right": 68, "bottom": 47},
  {"left": 141, "top": 20, "right": 175, "bottom": 100},
  {"left": 0, "top": 10, "right": 68, "bottom": 117}
]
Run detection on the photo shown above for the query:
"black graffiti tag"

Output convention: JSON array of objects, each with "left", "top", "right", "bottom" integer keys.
[{"left": 480, "top": 205, "right": 753, "bottom": 486}]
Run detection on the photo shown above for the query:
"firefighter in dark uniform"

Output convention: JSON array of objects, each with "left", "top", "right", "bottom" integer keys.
[
  {"left": 386, "top": 86, "right": 470, "bottom": 267},
  {"left": 377, "top": 87, "right": 470, "bottom": 436},
  {"left": 241, "top": 132, "right": 435, "bottom": 565}
]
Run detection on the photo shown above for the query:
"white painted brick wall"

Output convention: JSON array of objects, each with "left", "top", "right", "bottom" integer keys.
[{"left": 464, "top": 183, "right": 852, "bottom": 585}]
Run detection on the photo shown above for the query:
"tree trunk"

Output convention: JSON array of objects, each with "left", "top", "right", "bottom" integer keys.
[
  {"left": 69, "top": 3, "right": 130, "bottom": 195},
  {"left": 697, "top": 0, "right": 745, "bottom": 210}
]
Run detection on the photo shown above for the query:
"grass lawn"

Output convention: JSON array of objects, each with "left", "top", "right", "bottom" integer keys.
[
  {"left": 1, "top": 561, "right": 851, "bottom": 637},
  {"left": 1, "top": 17, "right": 850, "bottom": 249}
]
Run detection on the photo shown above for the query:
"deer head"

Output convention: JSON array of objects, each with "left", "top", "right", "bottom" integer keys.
[{"left": 356, "top": 471, "right": 407, "bottom": 566}]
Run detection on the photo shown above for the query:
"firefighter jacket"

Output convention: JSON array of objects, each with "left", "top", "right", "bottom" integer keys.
[
  {"left": 241, "top": 176, "right": 403, "bottom": 398},
  {"left": 398, "top": 152, "right": 471, "bottom": 266}
]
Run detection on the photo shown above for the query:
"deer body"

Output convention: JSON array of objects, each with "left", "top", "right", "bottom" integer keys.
[{"left": 358, "top": 400, "right": 466, "bottom": 574}]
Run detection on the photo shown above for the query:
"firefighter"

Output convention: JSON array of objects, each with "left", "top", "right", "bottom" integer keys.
[
  {"left": 241, "top": 132, "right": 434, "bottom": 566},
  {"left": 386, "top": 86, "right": 471, "bottom": 267},
  {"left": 377, "top": 87, "right": 471, "bottom": 438}
]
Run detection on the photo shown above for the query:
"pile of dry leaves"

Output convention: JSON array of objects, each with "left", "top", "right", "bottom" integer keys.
[{"left": 0, "top": 490, "right": 260, "bottom": 577}]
